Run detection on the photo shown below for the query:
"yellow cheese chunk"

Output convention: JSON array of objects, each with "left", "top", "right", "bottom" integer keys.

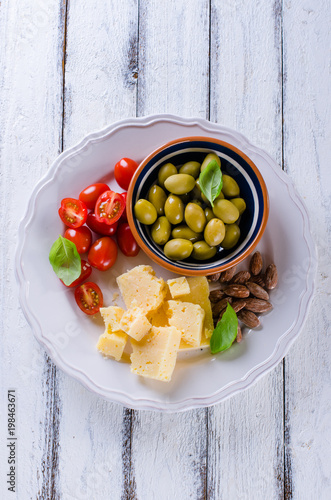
[
  {"left": 116, "top": 265, "right": 166, "bottom": 313},
  {"left": 179, "top": 276, "right": 214, "bottom": 338},
  {"left": 148, "top": 304, "right": 169, "bottom": 328},
  {"left": 130, "top": 326, "right": 181, "bottom": 382},
  {"left": 100, "top": 306, "right": 125, "bottom": 333},
  {"left": 97, "top": 331, "right": 128, "bottom": 361},
  {"left": 166, "top": 300, "right": 205, "bottom": 347},
  {"left": 167, "top": 277, "right": 190, "bottom": 298},
  {"left": 120, "top": 307, "right": 152, "bottom": 341}
]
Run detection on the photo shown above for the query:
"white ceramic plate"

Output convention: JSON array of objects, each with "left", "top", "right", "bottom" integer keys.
[{"left": 16, "top": 115, "right": 316, "bottom": 412}]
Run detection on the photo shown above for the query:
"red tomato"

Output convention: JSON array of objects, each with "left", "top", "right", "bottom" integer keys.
[
  {"left": 75, "top": 282, "right": 103, "bottom": 315},
  {"left": 64, "top": 226, "right": 92, "bottom": 254},
  {"left": 86, "top": 212, "right": 118, "bottom": 236},
  {"left": 59, "top": 198, "right": 87, "bottom": 228},
  {"left": 114, "top": 158, "right": 138, "bottom": 190},
  {"left": 79, "top": 183, "right": 110, "bottom": 210},
  {"left": 88, "top": 237, "right": 118, "bottom": 271},
  {"left": 61, "top": 260, "right": 92, "bottom": 288},
  {"left": 95, "top": 191, "right": 125, "bottom": 225},
  {"left": 119, "top": 192, "right": 128, "bottom": 222},
  {"left": 117, "top": 223, "right": 140, "bottom": 257}
]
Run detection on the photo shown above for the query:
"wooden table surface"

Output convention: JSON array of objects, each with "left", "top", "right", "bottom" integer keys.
[{"left": 1, "top": 1, "right": 330, "bottom": 499}]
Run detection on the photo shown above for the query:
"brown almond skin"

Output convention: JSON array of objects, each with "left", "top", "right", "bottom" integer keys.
[
  {"left": 236, "top": 324, "right": 243, "bottom": 343},
  {"left": 231, "top": 299, "right": 247, "bottom": 313},
  {"left": 246, "top": 282, "right": 269, "bottom": 300},
  {"left": 209, "top": 289, "right": 225, "bottom": 303},
  {"left": 224, "top": 284, "right": 250, "bottom": 298},
  {"left": 212, "top": 297, "right": 232, "bottom": 317},
  {"left": 230, "top": 271, "right": 251, "bottom": 284},
  {"left": 265, "top": 264, "right": 278, "bottom": 289},
  {"left": 244, "top": 298, "right": 272, "bottom": 313},
  {"left": 250, "top": 251, "right": 263, "bottom": 275},
  {"left": 249, "top": 274, "right": 266, "bottom": 288},
  {"left": 208, "top": 272, "right": 221, "bottom": 282},
  {"left": 220, "top": 266, "right": 237, "bottom": 283},
  {"left": 238, "top": 310, "right": 260, "bottom": 328}
]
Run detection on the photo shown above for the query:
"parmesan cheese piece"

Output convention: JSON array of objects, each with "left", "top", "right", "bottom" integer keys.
[
  {"left": 100, "top": 306, "right": 125, "bottom": 333},
  {"left": 96, "top": 331, "right": 127, "bottom": 361},
  {"left": 166, "top": 300, "right": 205, "bottom": 347},
  {"left": 167, "top": 277, "right": 190, "bottom": 298},
  {"left": 130, "top": 326, "right": 181, "bottom": 382},
  {"left": 120, "top": 307, "right": 152, "bottom": 341},
  {"left": 179, "top": 276, "right": 214, "bottom": 338}
]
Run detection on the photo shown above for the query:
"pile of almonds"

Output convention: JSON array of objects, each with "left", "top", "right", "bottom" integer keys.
[{"left": 208, "top": 251, "right": 278, "bottom": 343}]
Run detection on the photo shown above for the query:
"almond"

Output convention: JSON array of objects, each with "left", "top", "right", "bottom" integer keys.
[
  {"left": 250, "top": 251, "right": 263, "bottom": 276},
  {"left": 208, "top": 272, "right": 221, "bottom": 282},
  {"left": 246, "top": 282, "right": 269, "bottom": 300},
  {"left": 249, "top": 274, "right": 266, "bottom": 288},
  {"left": 212, "top": 297, "right": 232, "bottom": 317},
  {"left": 244, "top": 298, "right": 272, "bottom": 313},
  {"left": 224, "top": 284, "right": 250, "bottom": 298},
  {"left": 230, "top": 271, "right": 251, "bottom": 284},
  {"left": 236, "top": 324, "right": 243, "bottom": 343},
  {"left": 209, "top": 289, "right": 225, "bottom": 303},
  {"left": 220, "top": 266, "right": 237, "bottom": 283},
  {"left": 238, "top": 310, "right": 260, "bottom": 328},
  {"left": 231, "top": 299, "right": 247, "bottom": 313},
  {"left": 265, "top": 264, "right": 278, "bottom": 289}
]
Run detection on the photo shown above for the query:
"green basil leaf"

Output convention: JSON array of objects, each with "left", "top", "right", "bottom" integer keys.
[
  {"left": 210, "top": 303, "right": 238, "bottom": 354},
  {"left": 199, "top": 159, "right": 223, "bottom": 207},
  {"left": 49, "top": 235, "right": 81, "bottom": 286}
]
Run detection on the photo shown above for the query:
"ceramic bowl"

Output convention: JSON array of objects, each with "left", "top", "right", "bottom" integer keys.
[{"left": 127, "top": 136, "right": 269, "bottom": 276}]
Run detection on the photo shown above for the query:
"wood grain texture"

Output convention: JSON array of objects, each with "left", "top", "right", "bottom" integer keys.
[{"left": 282, "top": 1, "right": 331, "bottom": 498}]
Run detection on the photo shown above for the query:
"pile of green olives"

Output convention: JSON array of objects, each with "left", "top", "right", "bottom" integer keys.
[{"left": 133, "top": 154, "right": 246, "bottom": 261}]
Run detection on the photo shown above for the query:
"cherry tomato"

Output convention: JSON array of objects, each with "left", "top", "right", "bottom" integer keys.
[
  {"left": 88, "top": 237, "right": 118, "bottom": 271},
  {"left": 119, "top": 192, "right": 128, "bottom": 222},
  {"left": 59, "top": 198, "right": 87, "bottom": 228},
  {"left": 86, "top": 212, "right": 118, "bottom": 236},
  {"left": 75, "top": 282, "right": 103, "bottom": 315},
  {"left": 95, "top": 191, "right": 125, "bottom": 225},
  {"left": 64, "top": 226, "right": 92, "bottom": 254},
  {"left": 61, "top": 260, "right": 92, "bottom": 288},
  {"left": 117, "top": 223, "right": 140, "bottom": 257},
  {"left": 79, "top": 183, "right": 110, "bottom": 210},
  {"left": 114, "top": 157, "right": 138, "bottom": 190}
]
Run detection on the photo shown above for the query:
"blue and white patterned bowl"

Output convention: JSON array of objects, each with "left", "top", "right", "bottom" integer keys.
[{"left": 127, "top": 136, "right": 269, "bottom": 275}]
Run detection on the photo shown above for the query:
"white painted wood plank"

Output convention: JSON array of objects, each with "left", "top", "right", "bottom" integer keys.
[
  {"left": 208, "top": 1, "right": 284, "bottom": 498},
  {"left": 0, "top": 1, "right": 65, "bottom": 498},
  {"left": 282, "top": 1, "right": 331, "bottom": 498},
  {"left": 56, "top": 1, "right": 139, "bottom": 499},
  {"left": 131, "top": 1, "right": 210, "bottom": 499}
]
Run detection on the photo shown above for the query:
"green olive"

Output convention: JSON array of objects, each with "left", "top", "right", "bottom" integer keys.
[
  {"left": 230, "top": 197, "right": 246, "bottom": 215},
  {"left": 164, "top": 174, "right": 196, "bottom": 195},
  {"left": 134, "top": 199, "right": 157, "bottom": 225},
  {"left": 172, "top": 225, "right": 201, "bottom": 242},
  {"left": 212, "top": 199, "right": 240, "bottom": 224},
  {"left": 200, "top": 153, "right": 221, "bottom": 172},
  {"left": 204, "top": 207, "right": 214, "bottom": 222},
  {"left": 164, "top": 194, "right": 184, "bottom": 225},
  {"left": 179, "top": 161, "right": 201, "bottom": 178},
  {"left": 222, "top": 175, "right": 240, "bottom": 198},
  {"left": 164, "top": 239, "right": 193, "bottom": 260},
  {"left": 179, "top": 193, "right": 191, "bottom": 204},
  {"left": 214, "top": 191, "right": 224, "bottom": 200},
  {"left": 185, "top": 202, "right": 207, "bottom": 233},
  {"left": 191, "top": 183, "right": 203, "bottom": 200},
  {"left": 148, "top": 184, "right": 167, "bottom": 216},
  {"left": 191, "top": 198, "right": 203, "bottom": 207},
  {"left": 158, "top": 163, "right": 177, "bottom": 188},
  {"left": 151, "top": 216, "right": 171, "bottom": 245},
  {"left": 192, "top": 241, "right": 217, "bottom": 260},
  {"left": 221, "top": 224, "right": 240, "bottom": 249},
  {"left": 204, "top": 218, "right": 226, "bottom": 247}
]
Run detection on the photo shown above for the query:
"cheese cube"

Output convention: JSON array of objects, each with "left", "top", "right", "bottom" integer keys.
[
  {"left": 120, "top": 307, "right": 152, "bottom": 341},
  {"left": 116, "top": 265, "right": 166, "bottom": 313},
  {"left": 167, "top": 277, "right": 190, "bottom": 298},
  {"left": 166, "top": 300, "right": 205, "bottom": 347},
  {"left": 130, "top": 326, "right": 181, "bottom": 382},
  {"left": 179, "top": 276, "right": 214, "bottom": 338},
  {"left": 100, "top": 306, "right": 125, "bottom": 333},
  {"left": 97, "top": 331, "right": 128, "bottom": 361},
  {"left": 148, "top": 304, "right": 169, "bottom": 328}
]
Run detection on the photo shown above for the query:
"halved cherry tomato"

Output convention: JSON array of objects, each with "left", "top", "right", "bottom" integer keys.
[
  {"left": 64, "top": 226, "right": 92, "bottom": 254},
  {"left": 79, "top": 183, "right": 110, "bottom": 210},
  {"left": 114, "top": 158, "right": 138, "bottom": 190},
  {"left": 95, "top": 191, "right": 125, "bottom": 225},
  {"left": 75, "top": 281, "right": 103, "bottom": 315},
  {"left": 119, "top": 192, "right": 128, "bottom": 222},
  {"left": 117, "top": 223, "right": 140, "bottom": 257},
  {"left": 88, "top": 236, "right": 118, "bottom": 271},
  {"left": 61, "top": 260, "right": 92, "bottom": 288},
  {"left": 86, "top": 212, "right": 118, "bottom": 236},
  {"left": 59, "top": 198, "right": 87, "bottom": 228}
]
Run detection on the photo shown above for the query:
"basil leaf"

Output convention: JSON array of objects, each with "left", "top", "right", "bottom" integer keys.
[
  {"left": 210, "top": 303, "right": 238, "bottom": 354},
  {"left": 199, "top": 159, "right": 223, "bottom": 207},
  {"left": 49, "top": 235, "right": 81, "bottom": 286}
]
